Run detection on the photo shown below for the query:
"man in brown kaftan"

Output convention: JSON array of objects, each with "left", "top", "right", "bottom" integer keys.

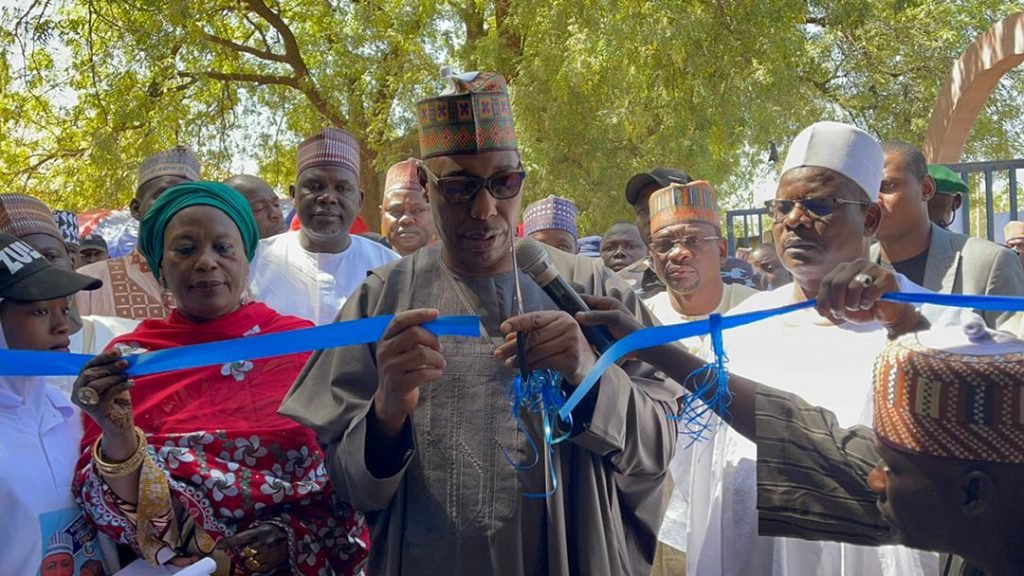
[{"left": 280, "top": 71, "right": 679, "bottom": 575}]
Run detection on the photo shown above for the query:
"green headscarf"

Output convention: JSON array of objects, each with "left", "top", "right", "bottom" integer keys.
[{"left": 139, "top": 181, "right": 259, "bottom": 281}]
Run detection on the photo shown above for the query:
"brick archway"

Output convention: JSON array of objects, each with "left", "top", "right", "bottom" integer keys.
[{"left": 923, "top": 13, "right": 1024, "bottom": 163}]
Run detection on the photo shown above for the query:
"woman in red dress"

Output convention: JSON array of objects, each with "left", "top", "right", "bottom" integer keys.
[{"left": 72, "top": 182, "right": 368, "bottom": 574}]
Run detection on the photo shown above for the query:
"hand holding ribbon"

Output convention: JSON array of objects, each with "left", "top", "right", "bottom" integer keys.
[
  {"left": 373, "top": 309, "right": 448, "bottom": 439},
  {"left": 814, "top": 259, "right": 920, "bottom": 333},
  {"left": 495, "top": 310, "right": 598, "bottom": 386}
]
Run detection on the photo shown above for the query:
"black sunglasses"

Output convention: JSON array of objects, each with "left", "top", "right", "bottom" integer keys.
[
  {"left": 423, "top": 166, "right": 527, "bottom": 205},
  {"left": 766, "top": 197, "right": 870, "bottom": 222},
  {"left": 649, "top": 235, "right": 720, "bottom": 256}
]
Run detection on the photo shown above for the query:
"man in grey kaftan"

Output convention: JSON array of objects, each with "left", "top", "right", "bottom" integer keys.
[
  {"left": 281, "top": 68, "right": 678, "bottom": 576},
  {"left": 281, "top": 244, "right": 679, "bottom": 575}
]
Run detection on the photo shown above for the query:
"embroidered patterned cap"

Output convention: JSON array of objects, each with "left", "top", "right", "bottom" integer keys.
[
  {"left": 0, "top": 194, "right": 63, "bottom": 242},
  {"left": 137, "top": 146, "right": 200, "bottom": 188},
  {"left": 296, "top": 127, "right": 361, "bottom": 179},
  {"left": 416, "top": 70, "right": 517, "bottom": 159},
  {"left": 873, "top": 321, "right": 1024, "bottom": 464},
  {"left": 1004, "top": 220, "right": 1024, "bottom": 242},
  {"left": 384, "top": 158, "right": 424, "bottom": 195},
  {"left": 523, "top": 195, "right": 578, "bottom": 239},
  {"left": 648, "top": 180, "right": 720, "bottom": 233},
  {"left": 44, "top": 531, "right": 75, "bottom": 557},
  {"left": 53, "top": 210, "right": 79, "bottom": 245}
]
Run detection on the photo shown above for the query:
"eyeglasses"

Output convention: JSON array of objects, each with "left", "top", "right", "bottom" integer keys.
[
  {"left": 423, "top": 166, "right": 527, "bottom": 205},
  {"left": 766, "top": 197, "right": 871, "bottom": 222},
  {"left": 649, "top": 235, "right": 720, "bottom": 255}
]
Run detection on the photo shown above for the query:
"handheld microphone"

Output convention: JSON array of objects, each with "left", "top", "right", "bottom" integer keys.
[{"left": 514, "top": 238, "right": 616, "bottom": 354}]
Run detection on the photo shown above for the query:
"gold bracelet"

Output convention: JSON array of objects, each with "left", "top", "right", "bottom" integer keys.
[{"left": 93, "top": 426, "right": 148, "bottom": 478}]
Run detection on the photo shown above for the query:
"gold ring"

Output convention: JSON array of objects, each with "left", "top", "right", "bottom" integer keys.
[
  {"left": 77, "top": 386, "right": 100, "bottom": 407},
  {"left": 242, "top": 545, "right": 258, "bottom": 558},
  {"left": 244, "top": 556, "right": 262, "bottom": 570}
]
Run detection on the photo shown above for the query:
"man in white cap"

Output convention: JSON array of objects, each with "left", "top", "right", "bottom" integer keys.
[
  {"left": 683, "top": 121, "right": 940, "bottom": 576},
  {"left": 249, "top": 127, "right": 399, "bottom": 325},
  {"left": 870, "top": 141, "right": 1023, "bottom": 328}
]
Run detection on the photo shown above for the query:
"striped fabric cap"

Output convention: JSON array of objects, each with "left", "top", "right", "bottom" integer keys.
[
  {"left": 44, "top": 531, "right": 74, "bottom": 557},
  {"left": 384, "top": 158, "right": 423, "bottom": 195},
  {"left": 138, "top": 146, "right": 200, "bottom": 188},
  {"left": 416, "top": 71, "right": 517, "bottom": 159},
  {"left": 53, "top": 210, "right": 79, "bottom": 245},
  {"left": 296, "top": 127, "right": 361, "bottom": 178},
  {"left": 873, "top": 322, "right": 1024, "bottom": 464},
  {"left": 0, "top": 194, "right": 63, "bottom": 242},
  {"left": 523, "top": 195, "right": 578, "bottom": 238},
  {"left": 648, "top": 180, "right": 720, "bottom": 233}
]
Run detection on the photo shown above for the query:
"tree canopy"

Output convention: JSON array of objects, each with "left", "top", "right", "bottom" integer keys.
[{"left": 2, "top": 0, "right": 1023, "bottom": 234}]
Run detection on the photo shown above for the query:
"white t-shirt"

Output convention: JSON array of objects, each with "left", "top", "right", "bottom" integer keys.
[
  {"left": 0, "top": 377, "right": 114, "bottom": 575},
  {"left": 249, "top": 230, "right": 399, "bottom": 325},
  {"left": 683, "top": 275, "right": 946, "bottom": 576}
]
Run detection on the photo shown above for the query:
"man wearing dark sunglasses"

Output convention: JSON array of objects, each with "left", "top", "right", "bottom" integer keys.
[
  {"left": 869, "top": 142, "right": 1023, "bottom": 329},
  {"left": 282, "top": 70, "right": 678, "bottom": 576},
  {"left": 682, "top": 121, "right": 941, "bottom": 576}
]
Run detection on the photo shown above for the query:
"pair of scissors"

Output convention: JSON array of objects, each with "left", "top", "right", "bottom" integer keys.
[{"left": 510, "top": 242, "right": 530, "bottom": 383}]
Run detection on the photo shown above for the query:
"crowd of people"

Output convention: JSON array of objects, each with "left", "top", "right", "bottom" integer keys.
[{"left": 1, "top": 67, "right": 1023, "bottom": 576}]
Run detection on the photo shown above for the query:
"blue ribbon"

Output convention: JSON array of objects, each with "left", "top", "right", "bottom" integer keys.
[
  {"left": 0, "top": 315, "right": 481, "bottom": 377},
  {"left": 558, "top": 292, "right": 1024, "bottom": 420},
  {"left": 502, "top": 369, "right": 573, "bottom": 498}
]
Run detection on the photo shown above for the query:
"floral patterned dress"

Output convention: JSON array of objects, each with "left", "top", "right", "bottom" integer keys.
[{"left": 73, "top": 302, "right": 368, "bottom": 574}]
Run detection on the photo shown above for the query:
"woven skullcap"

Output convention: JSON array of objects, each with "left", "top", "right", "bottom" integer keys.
[
  {"left": 648, "top": 180, "right": 720, "bottom": 233},
  {"left": 873, "top": 321, "right": 1024, "bottom": 464},
  {"left": 0, "top": 194, "right": 63, "bottom": 242},
  {"left": 523, "top": 195, "right": 578, "bottom": 239},
  {"left": 296, "top": 127, "right": 361, "bottom": 179},
  {"left": 138, "top": 146, "right": 200, "bottom": 189},
  {"left": 384, "top": 158, "right": 424, "bottom": 196},
  {"left": 416, "top": 70, "right": 517, "bottom": 159}
]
